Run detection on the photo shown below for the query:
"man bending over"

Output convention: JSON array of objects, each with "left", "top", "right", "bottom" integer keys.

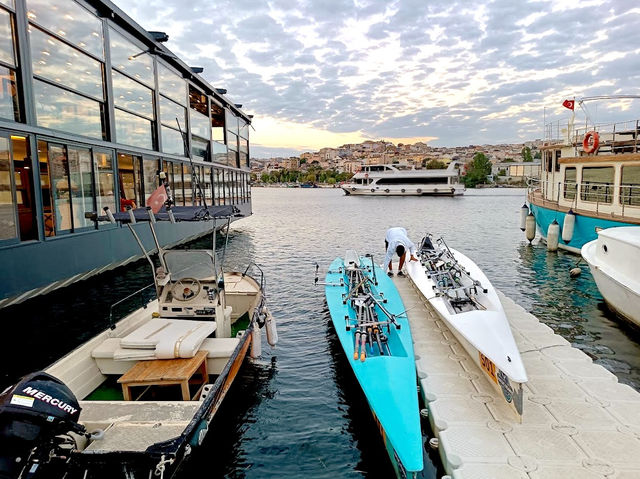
[{"left": 384, "top": 227, "right": 418, "bottom": 277}]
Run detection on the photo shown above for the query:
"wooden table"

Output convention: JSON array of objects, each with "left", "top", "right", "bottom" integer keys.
[{"left": 118, "top": 350, "right": 209, "bottom": 401}]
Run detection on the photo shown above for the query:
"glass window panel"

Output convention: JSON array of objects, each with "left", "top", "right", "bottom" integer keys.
[
  {"left": 109, "top": 28, "right": 153, "bottom": 87},
  {"left": 112, "top": 69, "right": 153, "bottom": 119},
  {"left": 225, "top": 110, "right": 238, "bottom": 135},
  {"left": 0, "top": 0, "right": 14, "bottom": 10},
  {"left": 203, "top": 166, "right": 212, "bottom": 202},
  {"left": 0, "top": 136, "right": 17, "bottom": 240},
  {"left": 214, "top": 168, "right": 223, "bottom": 204},
  {"left": 94, "top": 150, "right": 115, "bottom": 215},
  {"left": 212, "top": 141, "right": 227, "bottom": 165},
  {"left": 189, "top": 86, "right": 207, "bottom": 115},
  {"left": 157, "top": 63, "right": 186, "bottom": 105},
  {"left": 172, "top": 162, "right": 183, "bottom": 206},
  {"left": 580, "top": 166, "right": 614, "bottom": 203},
  {"left": 117, "top": 153, "right": 141, "bottom": 210},
  {"left": 225, "top": 170, "right": 232, "bottom": 204},
  {"left": 192, "top": 137, "right": 209, "bottom": 162},
  {"left": 159, "top": 95, "right": 186, "bottom": 128},
  {"left": 620, "top": 165, "right": 640, "bottom": 206},
  {"left": 34, "top": 79, "right": 103, "bottom": 139},
  {"left": 114, "top": 108, "right": 153, "bottom": 150},
  {"left": 239, "top": 119, "right": 249, "bottom": 139},
  {"left": 211, "top": 102, "right": 224, "bottom": 141},
  {"left": 30, "top": 27, "right": 103, "bottom": 99},
  {"left": 67, "top": 146, "right": 93, "bottom": 229},
  {"left": 563, "top": 167, "right": 576, "bottom": 199},
  {"left": 0, "top": 9, "right": 15, "bottom": 67},
  {"left": 49, "top": 144, "right": 72, "bottom": 232},
  {"left": 0, "top": 66, "right": 20, "bottom": 121},
  {"left": 190, "top": 109, "right": 210, "bottom": 140},
  {"left": 27, "top": 0, "right": 103, "bottom": 58},
  {"left": 143, "top": 158, "right": 158, "bottom": 205},
  {"left": 183, "top": 164, "right": 192, "bottom": 205},
  {"left": 37, "top": 141, "right": 55, "bottom": 236},
  {"left": 161, "top": 126, "right": 185, "bottom": 156}
]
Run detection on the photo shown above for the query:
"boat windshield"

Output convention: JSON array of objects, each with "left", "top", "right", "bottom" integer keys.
[{"left": 163, "top": 251, "right": 218, "bottom": 280}]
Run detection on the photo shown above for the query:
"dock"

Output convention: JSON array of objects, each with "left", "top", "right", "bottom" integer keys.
[{"left": 392, "top": 275, "right": 640, "bottom": 478}]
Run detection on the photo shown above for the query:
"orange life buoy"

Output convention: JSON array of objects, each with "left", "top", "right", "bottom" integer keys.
[{"left": 583, "top": 131, "right": 599, "bottom": 154}]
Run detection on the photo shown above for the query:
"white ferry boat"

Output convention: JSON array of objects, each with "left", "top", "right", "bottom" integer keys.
[
  {"left": 342, "top": 162, "right": 465, "bottom": 196},
  {"left": 526, "top": 98, "right": 640, "bottom": 253}
]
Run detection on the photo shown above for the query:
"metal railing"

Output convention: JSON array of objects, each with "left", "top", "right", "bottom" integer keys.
[
  {"left": 545, "top": 119, "right": 640, "bottom": 154},
  {"left": 108, "top": 283, "right": 156, "bottom": 330}
]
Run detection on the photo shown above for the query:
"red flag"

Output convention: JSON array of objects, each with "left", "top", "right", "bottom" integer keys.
[
  {"left": 146, "top": 184, "right": 168, "bottom": 213},
  {"left": 562, "top": 99, "right": 575, "bottom": 110}
]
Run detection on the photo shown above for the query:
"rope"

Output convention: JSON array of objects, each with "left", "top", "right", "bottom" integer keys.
[{"left": 154, "top": 455, "right": 174, "bottom": 478}]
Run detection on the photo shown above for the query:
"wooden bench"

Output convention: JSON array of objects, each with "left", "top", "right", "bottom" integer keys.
[{"left": 118, "top": 350, "right": 208, "bottom": 401}]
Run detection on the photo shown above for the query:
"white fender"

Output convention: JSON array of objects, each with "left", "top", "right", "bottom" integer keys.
[
  {"left": 519, "top": 203, "right": 529, "bottom": 231},
  {"left": 562, "top": 209, "right": 576, "bottom": 243},
  {"left": 525, "top": 212, "right": 536, "bottom": 243},
  {"left": 250, "top": 322, "right": 261, "bottom": 358},
  {"left": 265, "top": 307, "right": 278, "bottom": 347},
  {"left": 547, "top": 220, "right": 559, "bottom": 252}
]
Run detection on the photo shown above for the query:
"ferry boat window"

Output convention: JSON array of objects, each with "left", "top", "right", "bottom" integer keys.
[
  {"left": 26, "top": 0, "right": 104, "bottom": 59},
  {"left": 0, "top": 9, "right": 20, "bottom": 122},
  {"left": 157, "top": 63, "right": 186, "bottom": 106},
  {"left": 225, "top": 110, "right": 239, "bottom": 167},
  {"left": 114, "top": 109, "right": 153, "bottom": 150},
  {"left": 159, "top": 96, "right": 186, "bottom": 155},
  {"left": 109, "top": 28, "right": 154, "bottom": 87},
  {"left": 142, "top": 158, "right": 159, "bottom": 206},
  {"left": 117, "top": 153, "right": 142, "bottom": 211},
  {"left": 172, "top": 162, "right": 184, "bottom": 206},
  {"left": 182, "top": 164, "right": 193, "bottom": 206},
  {"left": 214, "top": 169, "right": 223, "bottom": 205},
  {"left": 192, "top": 137, "right": 209, "bottom": 162},
  {"left": 211, "top": 102, "right": 224, "bottom": 141},
  {"left": 563, "top": 167, "right": 577, "bottom": 200},
  {"left": 11, "top": 135, "right": 36, "bottom": 241},
  {"left": 545, "top": 151, "right": 552, "bottom": 172},
  {"left": 203, "top": 166, "right": 212, "bottom": 204},
  {"left": 580, "top": 166, "right": 614, "bottom": 204},
  {"left": 554, "top": 150, "right": 561, "bottom": 172},
  {"left": 620, "top": 165, "right": 640, "bottom": 207},
  {"left": 240, "top": 138, "right": 249, "bottom": 168},
  {"left": 189, "top": 86, "right": 210, "bottom": 144},
  {"left": 0, "top": 136, "right": 17, "bottom": 240},
  {"left": 67, "top": 146, "right": 94, "bottom": 229},
  {"left": 225, "top": 170, "right": 232, "bottom": 204},
  {"left": 94, "top": 150, "right": 115, "bottom": 215},
  {"left": 48, "top": 144, "right": 72, "bottom": 232},
  {"left": 37, "top": 141, "right": 54, "bottom": 236},
  {"left": 0, "top": 1, "right": 13, "bottom": 10}
]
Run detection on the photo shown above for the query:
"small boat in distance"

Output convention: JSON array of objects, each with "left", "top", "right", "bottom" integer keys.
[
  {"left": 405, "top": 236, "right": 527, "bottom": 419},
  {"left": 581, "top": 227, "right": 640, "bottom": 328},
  {"left": 342, "top": 162, "right": 465, "bottom": 196},
  {"left": 0, "top": 203, "right": 276, "bottom": 479},
  {"left": 323, "top": 251, "right": 423, "bottom": 478}
]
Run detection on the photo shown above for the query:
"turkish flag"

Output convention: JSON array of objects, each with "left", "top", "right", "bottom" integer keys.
[
  {"left": 146, "top": 184, "right": 168, "bottom": 213},
  {"left": 562, "top": 99, "right": 575, "bottom": 110}
]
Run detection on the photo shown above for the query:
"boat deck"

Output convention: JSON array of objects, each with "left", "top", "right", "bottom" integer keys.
[{"left": 392, "top": 275, "right": 640, "bottom": 478}]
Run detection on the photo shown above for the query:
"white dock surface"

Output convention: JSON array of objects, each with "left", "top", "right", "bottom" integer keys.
[{"left": 392, "top": 275, "right": 640, "bottom": 479}]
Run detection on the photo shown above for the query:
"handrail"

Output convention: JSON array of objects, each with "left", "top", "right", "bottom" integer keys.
[
  {"left": 242, "top": 261, "right": 266, "bottom": 291},
  {"left": 108, "top": 283, "right": 156, "bottom": 330}
]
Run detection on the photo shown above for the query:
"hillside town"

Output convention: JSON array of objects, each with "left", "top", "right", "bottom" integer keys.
[{"left": 251, "top": 139, "right": 543, "bottom": 184}]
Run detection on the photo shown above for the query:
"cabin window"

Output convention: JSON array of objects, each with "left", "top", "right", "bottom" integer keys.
[
  {"left": 94, "top": 150, "right": 116, "bottom": 215},
  {"left": 192, "top": 137, "right": 209, "bottom": 162},
  {"left": 117, "top": 153, "right": 142, "bottom": 211},
  {"left": 214, "top": 169, "right": 223, "bottom": 205},
  {"left": 189, "top": 85, "right": 210, "bottom": 143},
  {"left": 114, "top": 109, "right": 153, "bottom": 150},
  {"left": 171, "top": 162, "right": 184, "bottom": 206},
  {"left": 159, "top": 96, "right": 186, "bottom": 155},
  {"left": 142, "top": 158, "right": 159, "bottom": 206},
  {"left": 0, "top": 8, "right": 20, "bottom": 122},
  {"left": 157, "top": 62, "right": 186, "bottom": 106},
  {"left": 225, "top": 170, "right": 233, "bottom": 204},
  {"left": 563, "top": 167, "right": 576, "bottom": 200},
  {"left": 620, "top": 165, "right": 640, "bottom": 207},
  {"left": 554, "top": 150, "right": 561, "bottom": 172},
  {"left": 112, "top": 70, "right": 154, "bottom": 150},
  {"left": 580, "top": 166, "right": 614, "bottom": 203},
  {"left": 203, "top": 166, "right": 212, "bottom": 204},
  {"left": 545, "top": 151, "right": 552, "bottom": 172},
  {"left": 182, "top": 164, "right": 193, "bottom": 206},
  {"left": 11, "top": 135, "right": 37, "bottom": 241},
  {"left": 109, "top": 28, "right": 154, "bottom": 88},
  {"left": 0, "top": 135, "right": 16, "bottom": 240},
  {"left": 67, "top": 146, "right": 95, "bottom": 229}
]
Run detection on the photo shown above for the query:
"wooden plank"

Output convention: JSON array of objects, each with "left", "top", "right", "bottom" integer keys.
[{"left": 118, "top": 351, "right": 208, "bottom": 383}]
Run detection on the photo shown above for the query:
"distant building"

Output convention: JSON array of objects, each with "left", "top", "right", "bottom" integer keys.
[{"left": 492, "top": 161, "right": 541, "bottom": 182}]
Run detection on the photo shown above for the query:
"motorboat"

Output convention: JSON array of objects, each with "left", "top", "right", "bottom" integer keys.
[
  {"left": 323, "top": 251, "right": 423, "bottom": 478},
  {"left": 405, "top": 236, "right": 527, "bottom": 419},
  {"left": 0, "top": 203, "right": 277, "bottom": 479},
  {"left": 581, "top": 226, "right": 640, "bottom": 327}
]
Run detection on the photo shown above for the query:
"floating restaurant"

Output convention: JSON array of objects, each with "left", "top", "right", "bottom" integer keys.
[{"left": 0, "top": 0, "right": 253, "bottom": 308}]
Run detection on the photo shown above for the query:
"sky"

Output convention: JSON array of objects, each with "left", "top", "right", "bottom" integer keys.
[{"left": 113, "top": 0, "right": 640, "bottom": 158}]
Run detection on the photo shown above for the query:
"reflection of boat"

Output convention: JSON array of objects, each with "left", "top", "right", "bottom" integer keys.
[
  {"left": 342, "top": 162, "right": 464, "bottom": 196},
  {"left": 526, "top": 98, "right": 640, "bottom": 253},
  {"left": 324, "top": 252, "right": 422, "bottom": 478},
  {"left": 405, "top": 236, "right": 527, "bottom": 419},
  {"left": 0, "top": 0, "right": 253, "bottom": 309},
  {"left": 0, "top": 205, "right": 275, "bottom": 478},
  {"left": 582, "top": 227, "right": 640, "bottom": 327}
]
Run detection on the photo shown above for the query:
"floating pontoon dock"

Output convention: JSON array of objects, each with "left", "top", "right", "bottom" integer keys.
[{"left": 393, "top": 275, "right": 640, "bottom": 479}]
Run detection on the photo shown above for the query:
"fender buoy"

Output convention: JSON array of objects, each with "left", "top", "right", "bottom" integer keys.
[
  {"left": 351, "top": 187, "right": 356, "bottom": 191},
  {"left": 583, "top": 131, "right": 599, "bottom": 154},
  {"left": 370, "top": 188, "right": 375, "bottom": 193},
  {"left": 384, "top": 188, "right": 390, "bottom": 193},
  {"left": 417, "top": 188, "right": 422, "bottom": 194},
  {"left": 401, "top": 188, "right": 405, "bottom": 193}
]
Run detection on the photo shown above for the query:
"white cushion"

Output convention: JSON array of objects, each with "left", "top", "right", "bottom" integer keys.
[
  {"left": 155, "top": 322, "right": 217, "bottom": 359},
  {"left": 200, "top": 338, "right": 240, "bottom": 358}
]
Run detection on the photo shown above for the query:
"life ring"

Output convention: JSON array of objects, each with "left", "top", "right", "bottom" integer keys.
[
  {"left": 401, "top": 188, "right": 405, "bottom": 193},
  {"left": 583, "top": 131, "right": 599, "bottom": 154},
  {"left": 384, "top": 188, "right": 390, "bottom": 193},
  {"left": 351, "top": 187, "right": 356, "bottom": 191},
  {"left": 370, "top": 188, "right": 375, "bottom": 193},
  {"left": 416, "top": 188, "right": 422, "bottom": 194}
]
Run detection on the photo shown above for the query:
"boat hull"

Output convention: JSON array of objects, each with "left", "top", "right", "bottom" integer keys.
[
  {"left": 325, "top": 257, "right": 423, "bottom": 476},
  {"left": 528, "top": 201, "right": 634, "bottom": 254},
  {"left": 342, "top": 185, "right": 464, "bottom": 196},
  {"left": 405, "top": 247, "right": 527, "bottom": 419}
]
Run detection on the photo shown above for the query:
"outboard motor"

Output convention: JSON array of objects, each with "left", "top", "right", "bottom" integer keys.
[{"left": 0, "top": 372, "right": 84, "bottom": 478}]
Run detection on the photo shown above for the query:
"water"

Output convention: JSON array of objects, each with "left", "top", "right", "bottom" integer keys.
[{"left": 3, "top": 187, "right": 640, "bottom": 478}]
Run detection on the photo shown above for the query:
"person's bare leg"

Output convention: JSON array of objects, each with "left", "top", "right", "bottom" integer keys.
[{"left": 398, "top": 252, "right": 407, "bottom": 271}]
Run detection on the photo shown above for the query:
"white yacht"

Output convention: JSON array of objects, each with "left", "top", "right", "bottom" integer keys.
[{"left": 342, "top": 162, "right": 465, "bottom": 196}]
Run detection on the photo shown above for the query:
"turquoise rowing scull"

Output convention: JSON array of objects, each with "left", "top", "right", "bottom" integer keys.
[{"left": 325, "top": 251, "right": 423, "bottom": 478}]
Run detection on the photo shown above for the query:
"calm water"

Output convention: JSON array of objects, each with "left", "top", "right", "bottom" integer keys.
[{"left": 3, "top": 187, "right": 640, "bottom": 478}]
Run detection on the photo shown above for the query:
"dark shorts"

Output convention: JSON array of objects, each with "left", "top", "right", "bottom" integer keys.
[{"left": 385, "top": 240, "right": 388, "bottom": 250}]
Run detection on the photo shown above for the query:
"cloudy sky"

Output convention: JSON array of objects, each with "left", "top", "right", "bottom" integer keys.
[{"left": 114, "top": 0, "right": 640, "bottom": 158}]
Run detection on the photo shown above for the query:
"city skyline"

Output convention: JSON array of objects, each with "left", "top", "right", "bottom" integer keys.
[{"left": 114, "top": 0, "right": 640, "bottom": 157}]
